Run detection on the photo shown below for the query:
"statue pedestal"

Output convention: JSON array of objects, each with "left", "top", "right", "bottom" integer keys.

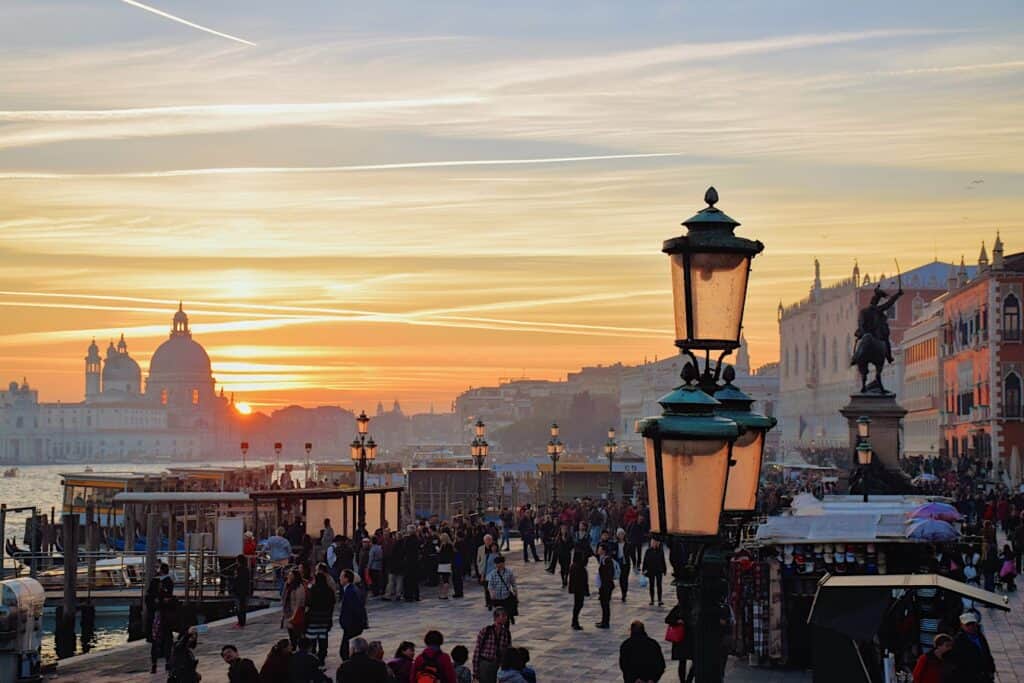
[{"left": 839, "top": 393, "right": 907, "bottom": 473}]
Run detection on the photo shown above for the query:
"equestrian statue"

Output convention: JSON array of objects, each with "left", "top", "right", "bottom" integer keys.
[{"left": 851, "top": 267, "right": 903, "bottom": 394}]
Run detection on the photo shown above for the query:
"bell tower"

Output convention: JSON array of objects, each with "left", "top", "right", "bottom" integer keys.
[{"left": 85, "top": 338, "right": 101, "bottom": 399}]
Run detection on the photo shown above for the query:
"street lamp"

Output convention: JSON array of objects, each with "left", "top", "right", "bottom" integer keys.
[
  {"left": 350, "top": 413, "right": 376, "bottom": 538},
  {"left": 240, "top": 441, "right": 248, "bottom": 469},
  {"left": 273, "top": 442, "right": 282, "bottom": 473},
  {"left": 304, "top": 442, "right": 313, "bottom": 487},
  {"left": 471, "top": 420, "right": 489, "bottom": 515},
  {"left": 716, "top": 366, "right": 777, "bottom": 513},
  {"left": 547, "top": 422, "right": 564, "bottom": 505},
  {"left": 604, "top": 427, "right": 617, "bottom": 500},
  {"left": 857, "top": 416, "right": 873, "bottom": 503},
  {"left": 638, "top": 187, "right": 767, "bottom": 683}
]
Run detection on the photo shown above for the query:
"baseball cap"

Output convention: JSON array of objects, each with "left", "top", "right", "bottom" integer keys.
[{"left": 959, "top": 612, "right": 979, "bottom": 625}]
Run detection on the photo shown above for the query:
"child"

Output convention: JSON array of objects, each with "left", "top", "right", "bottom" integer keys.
[
  {"left": 519, "top": 647, "right": 537, "bottom": 683},
  {"left": 451, "top": 645, "right": 471, "bottom": 683}
]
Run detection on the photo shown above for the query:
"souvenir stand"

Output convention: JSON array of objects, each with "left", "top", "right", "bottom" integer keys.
[{"left": 729, "top": 494, "right": 964, "bottom": 670}]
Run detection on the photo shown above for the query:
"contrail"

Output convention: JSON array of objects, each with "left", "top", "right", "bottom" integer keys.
[
  {"left": 0, "top": 152, "right": 684, "bottom": 180},
  {"left": 120, "top": 0, "right": 256, "bottom": 47}
]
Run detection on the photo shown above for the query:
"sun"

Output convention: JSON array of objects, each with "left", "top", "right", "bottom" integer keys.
[{"left": 235, "top": 401, "right": 253, "bottom": 415}]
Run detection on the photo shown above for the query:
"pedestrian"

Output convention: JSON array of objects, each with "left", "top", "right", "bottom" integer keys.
[
  {"left": 221, "top": 644, "right": 260, "bottom": 683},
  {"left": 320, "top": 519, "right": 335, "bottom": 562},
  {"left": 410, "top": 630, "right": 457, "bottom": 683},
  {"left": 595, "top": 543, "right": 615, "bottom": 629},
  {"left": 619, "top": 621, "right": 666, "bottom": 683},
  {"left": 453, "top": 530, "right": 468, "bottom": 598},
  {"left": 473, "top": 607, "right": 512, "bottom": 683},
  {"left": 337, "top": 569, "right": 366, "bottom": 661},
  {"left": 912, "top": 633, "right": 954, "bottom": 683},
  {"left": 259, "top": 639, "right": 292, "bottom": 683},
  {"left": 999, "top": 543, "right": 1017, "bottom": 592},
  {"left": 387, "top": 641, "right": 415, "bottom": 681},
  {"left": 642, "top": 538, "right": 667, "bottom": 606},
  {"left": 552, "top": 527, "right": 573, "bottom": 588},
  {"left": 335, "top": 637, "right": 389, "bottom": 682},
  {"left": 495, "top": 648, "right": 528, "bottom": 683},
  {"left": 146, "top": 562, "right": 176, "bottom": 673},
  {"left": 452, "top": 645, "right": 472, "bottom": 683},
  {"left": 368, "top": 536, "right": 384, "bottom": 597},
  {"left": 486, "top": 556, "right": 519, "bottom": 625},
  {"left": 403, "top": 527, "right": 422, "bottom": 602},
  {"left": 950, "top": 612, "right": 995, "bottom": 682},
  {"left": 519, "top": 511, "right": 541, "bottom": 563},
  {"left": 266, "top": 527, "right": 293, "bottom": 594},
  {"left": 384, "top": 531, "right": 405, "bottom": 601},
  {"left": 626, "top": 514, "right": 648, "bottom": 571},
  {"left": 500, "top": 508, "right": 514, "bottom": 551},
  {"left": 281, "top": 569, "right": 308, "bottom": 649},
  {"left": 614, "top": 528, "right": 630, "bottom": 602},
  {"left": 665, "top": 599, "right": 692, "bottom": 682},
  {"left": 437, "top": 532, "right": 455, "bottom": 599},
  {"left": 568, "top": 550, "right": 590, "bottom": 631},
  {"left": 477, "top": 535, "right": 498, "bottom": 609},
  {"left": 305, "top": 571, "right": 335, "bottom": 666},
  {"left": 288, "top": 637, "right": 329, "bottom": 683},
  {"left": 168, "top": 627, "right": 201, "bottom": 683},
  {"left": 232, "top": 554, "right": 252, "bottom": 628}
]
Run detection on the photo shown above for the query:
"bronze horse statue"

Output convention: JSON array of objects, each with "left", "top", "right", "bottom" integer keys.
[
  {"left": 851, "top": 275, "right": 902, "bottom": 394},
  {"left": 851, "top": 331, "right": 889, "bottom": 393}
]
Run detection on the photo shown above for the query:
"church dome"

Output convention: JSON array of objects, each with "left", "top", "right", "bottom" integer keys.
[
  {"left": 148, "top": 304, "right": 212, "bottom": 378},
  {"left": 101, "top": 335, "right": 141, "bottom": 393}
]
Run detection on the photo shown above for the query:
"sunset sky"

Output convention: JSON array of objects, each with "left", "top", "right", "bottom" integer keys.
[{"left": 2, "top": 1, "right": 1023, "bottom": 412}]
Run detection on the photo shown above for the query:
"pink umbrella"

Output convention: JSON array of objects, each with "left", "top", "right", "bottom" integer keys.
[{"left": 908, "top": 502, "right": 962, "bottom": 522}]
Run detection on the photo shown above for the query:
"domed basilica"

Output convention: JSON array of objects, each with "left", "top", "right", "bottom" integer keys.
[{"left": 0, "top": 305, "right": 238, "bottom": 463}]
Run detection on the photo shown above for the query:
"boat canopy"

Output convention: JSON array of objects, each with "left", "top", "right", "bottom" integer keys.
[{"left": 113, "top": 492, "right": 251, "bottom": 504}]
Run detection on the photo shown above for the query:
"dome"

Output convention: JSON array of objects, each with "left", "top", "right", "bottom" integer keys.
[
  {"left": 149, "top": 335, "right": 212, "bottom": 378},
  {"left": 103, "top": 352, "right": 141, "bottom": 383}
]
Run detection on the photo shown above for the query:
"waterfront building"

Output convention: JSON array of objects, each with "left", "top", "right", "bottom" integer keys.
[
  {"left": 900, "top": 296, "right": 945, "bottom": 460},
  {"left": 777, "top": 259, "right": 967, "bottom": 452},
  {"left": 940, "top": 235, "right": 1024, "bottom": 485},
  {"left": 0, "top": 304, "right": 235, "bottom": 464}
]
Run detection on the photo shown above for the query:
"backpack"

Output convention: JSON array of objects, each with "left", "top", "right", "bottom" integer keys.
[{"left": 415, "top": 662, "right": 442, "bottom": 683}]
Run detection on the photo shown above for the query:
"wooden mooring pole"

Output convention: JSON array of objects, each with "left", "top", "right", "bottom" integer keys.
[{"left": 55, "top": 513, "right": 78, "bottom": 658}]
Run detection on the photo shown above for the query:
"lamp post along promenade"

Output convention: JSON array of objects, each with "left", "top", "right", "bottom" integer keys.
[
  {"left": 857, "top": 416, "right": 873, "bottom": 503},
  {"left": 472, "top": 419, "right": 489, "bottom": 515},
  {"left": 636, "top": 187, "right": 775, "bottom": 683},
  {"left": 547, "top": 422, "right": 564, "bottom": 505},
  {"left": 349, "top": 410, "right": 377, "bottom": 539},
  {"left": 604, "top": 427, "right": 617, "bottom": 500}
]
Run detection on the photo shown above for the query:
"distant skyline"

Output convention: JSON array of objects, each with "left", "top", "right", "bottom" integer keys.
[{"left": 2, "top": 1, "right": 1022, "bottom": 411}]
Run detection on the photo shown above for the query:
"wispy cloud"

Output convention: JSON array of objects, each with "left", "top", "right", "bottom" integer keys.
[{"left": 119, "top": 0, "right": 256, "bottom": 46}]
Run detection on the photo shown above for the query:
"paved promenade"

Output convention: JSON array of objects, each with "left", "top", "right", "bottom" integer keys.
[
  {"left": 48, "top": 540, "right": 811, "bottom": 683},
  {"left": 45, "top": 538, "right": 1024, "bottom": 683}
]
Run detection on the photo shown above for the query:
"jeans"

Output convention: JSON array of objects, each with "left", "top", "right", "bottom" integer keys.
[
  {"left": 589, "top": 527, "right": 602, "bottom": 550},
  {"left": 648, "top": 573, "right": 663, "bottom": 603},
  {"left": 478, "top": 658, "right": 499, "bottom": 683},
  {"left": 572, "top": 593, "right": 585, "bottom": 626},
  {"left": 501, "top": 529, "right": 511, "bottom": 550},
  {"left": 522, "top": 537, "right": 540, "bottom": 562}
]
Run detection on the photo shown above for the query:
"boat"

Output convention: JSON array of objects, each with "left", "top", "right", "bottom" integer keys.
[
  {"left": 83, "top": 466, "right": 94, "bottom": 473},
  {"left": 3, "top": 467, "right": 17, "bottom": 478}
]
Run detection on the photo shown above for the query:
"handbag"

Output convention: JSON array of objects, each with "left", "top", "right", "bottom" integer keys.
[
  {"left": 496, "top": 569, "right": 519, "bottom": 617},
  {"left": 665, "top": 622, "right": 686, "bottom": 643}
]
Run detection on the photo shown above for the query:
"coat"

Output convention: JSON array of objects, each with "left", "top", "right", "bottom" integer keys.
[
  {"left": 335, "top": 652, "right": 390, "bottom": 683},
  {"left": 227, "top": 658, "right": 261, "bottom": 683},
  {"left": 568, "top": 562, "right": 590, "bottom": 597},
  {"left": 338, "top": 583, "right": 366, "bottom": 634},
  {"left": 665, "top": 604, "right": 692, "bottom": 660},
  {"left": 912, "top": 651, "right": 952, "bottom": 683},
  {"left": 410, "top": 647, "right": 457, "bottom": 683},
  {"left": 642, "top": 546, "right": 667, "bottom": 576},
  {"left": 282, "top": 583, "right": 308, "bottom": 628},
  {"left": 619, "top": 632, "right": 666, "bottom": 682},
  {"left": 950, "top": 631, "right": 995, "bottom": 682}
]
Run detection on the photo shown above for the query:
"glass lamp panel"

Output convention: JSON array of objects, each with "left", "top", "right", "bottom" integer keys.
[
  {"left": 857, "top": 447, "right": 873, "bottom": 466},
  {"left": 349, "top": 441, "right": 360, "bottom": 462},
  {"left": 653, "top": 437, "right": 730, "bottom": 536},
  {"left": 476, "top": 421, "right": 486, "bottom": 438},
  {"left": 608, "top": 428, "right": 616, "bottom": 440},
  {"left": 357, "top": 412, "right": 370, "bottom": 435},
  {"left": 481, "top": 443, "right": 489, "bottom": 457},
  {"left": 546, "top": 443, "right": 555, "bottom": 456},
  {"left": 689, "top": 252, "right": 750, "bottom": 344},
  {"left": 724, "top": 431, "right": 765, "bottom": 512},
  {"left": 857, "top": 418, "right": 870, "bottom": 439},
  {"left": 669, "top": 255, "right": 691, "bottom": 341},
  {"left": 366, "top": 441, "right": 378, "bottom": 460},
  {"left": 551, "top": 423, "right": 559, "bottom": 438}
]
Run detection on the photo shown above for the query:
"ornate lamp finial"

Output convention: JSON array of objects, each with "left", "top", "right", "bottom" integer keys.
[
  {"left": 682, "top": 362, "right": 700, "bottom": 385},
  {"left": 704, "top": 186, "right": 719, "bottom": 207},
  {"left": 722, "top": 365, "right": 736, "bottom": 384}
]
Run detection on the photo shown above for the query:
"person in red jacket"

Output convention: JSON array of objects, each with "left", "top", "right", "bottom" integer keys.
[
  {"left": 410, "top": 630, "right": 456, "bottom": 683},
  {"left": 912, "top": 633, "right": 953, "bottom": 683}
]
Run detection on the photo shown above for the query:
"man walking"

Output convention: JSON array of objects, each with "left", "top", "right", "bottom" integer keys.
[
  {"left": 338, "top": 569, "right": 366, "bottom": 661},
  {"left": 951, "top": 612, "right": 995, "bottom": 682},
  {"left": 486, "top": 556, "right": 518, "bottom": 625},
  {"left": 472, "top": 607, "right": 512, "bottom": 683},
  {"left": 618, "top": 621, "right": 666, "bottom": 683},
  {"left": 477, "top": 534, "right": 498, "bottom": 609},
  {"left": 595, "top": 544, "right": 615, "bottom": 629},
  {"left": 519, "top": 511, "right": 540, "bottom": 563}
]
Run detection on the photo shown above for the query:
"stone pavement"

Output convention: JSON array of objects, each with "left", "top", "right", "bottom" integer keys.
[{"left": 47, "top": 539, "right": 811, "bottom": 683}]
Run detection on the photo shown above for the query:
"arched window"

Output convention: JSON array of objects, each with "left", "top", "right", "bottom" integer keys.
[
  {"left": 1004, "top": 294, "right": 1020, "bottom": 341},
  {"left": 1005, "top": 373, "right": 1022, "bottom": 418}
]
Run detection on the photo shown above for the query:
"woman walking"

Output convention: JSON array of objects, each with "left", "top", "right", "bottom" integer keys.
[
  {"left": 438, "top": 533, "right": 455, "bottom": 599},
  {"left": 665, "top": 598, "right": 693, "bottom": 682},
  {"left": 568, "top": 550, "right": 590, "bottom": 631},
  {"left": 281, "top": 569, "right": 308, "bottom": 649},
  {"left": 555, "top": 527, "right": 573, "bottom": 588},
  {"left": 642, "top": 538, "right": 667, "bottom": 606},
  {"left": 305, "top": 571, "right": 335, "bottom": 666}
]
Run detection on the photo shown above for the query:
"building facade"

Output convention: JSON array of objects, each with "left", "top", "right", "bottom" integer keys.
[
  {"left": 900, "top": 297, "right": 944, "bottom": 459},
  {"left": 0, "top": 305, "right": 236, "bottom": 464}
]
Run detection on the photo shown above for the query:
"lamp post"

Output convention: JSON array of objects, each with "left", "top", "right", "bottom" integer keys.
[
  {"left": 638, "top": 187, "right": 768, "bottom": 683},
  {"left": 240, "top": 441, "right": 248, "bottom": 469},
  {"left": 472, "top": 419, "right": 489, "bottom": 515},
  {"left": 857, "top": 416, "right": 872, "bottom": 503},
  {"left": 304, "top": 442, "right": 313, "bottom": 487},
  {"left": 547, "top": 422, "right": 564, "bottom": 505},
  {"left": 273, "top": 442, "right": 282, "bottom": 473},
  {"left": 349, "top": 411, "right": 376, "bottom": 539},
  {"left": 604, "top": 427, "right": 617, "bottom": 500}
]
